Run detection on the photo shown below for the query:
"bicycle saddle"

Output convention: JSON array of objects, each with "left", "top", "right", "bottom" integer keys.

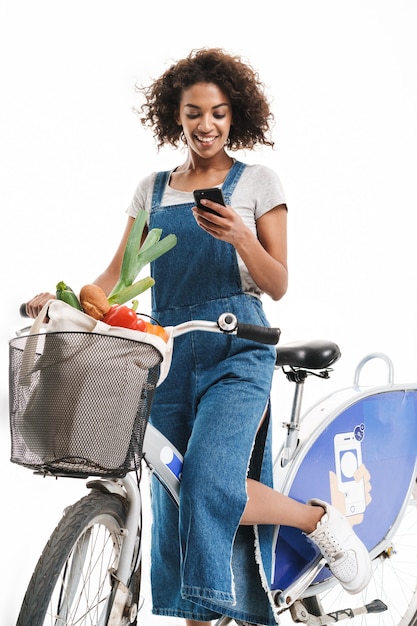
[{"left": 275, "top": 340, "right": 341, "bottom": 370}]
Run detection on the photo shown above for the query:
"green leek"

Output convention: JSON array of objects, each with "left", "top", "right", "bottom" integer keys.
[{"left": 107, "top": 209, "right": 177, "bottom": 305}]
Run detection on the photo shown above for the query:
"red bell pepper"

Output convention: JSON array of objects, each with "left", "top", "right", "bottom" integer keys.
[{"left": 103, "top": 303, "right": 146, "bottom": 331}]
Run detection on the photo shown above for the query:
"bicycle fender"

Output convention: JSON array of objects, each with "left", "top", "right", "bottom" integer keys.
[{"left": 87, "top": 479, "right": 127, "bottom": 498}]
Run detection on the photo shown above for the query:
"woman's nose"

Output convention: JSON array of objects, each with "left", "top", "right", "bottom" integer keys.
[{"left": 198, "top": 115, "right": 213, "bottom": 132}]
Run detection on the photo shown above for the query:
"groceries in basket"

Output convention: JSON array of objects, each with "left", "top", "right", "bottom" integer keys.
[
  {"left": 55, "top": 209, "right": 176, "bottom": 339},
  {"left": 9, "top": 211, "right": 176, "bottom": 476}
]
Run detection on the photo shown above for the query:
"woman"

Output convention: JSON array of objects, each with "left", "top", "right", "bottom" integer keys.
[{"left": 26, "top": 48, "right": 371, "bottom": 625}]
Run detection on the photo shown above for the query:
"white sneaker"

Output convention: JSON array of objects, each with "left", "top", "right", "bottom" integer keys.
[{"left": 306, "top": 498, "right": 372, "bottom": 594}]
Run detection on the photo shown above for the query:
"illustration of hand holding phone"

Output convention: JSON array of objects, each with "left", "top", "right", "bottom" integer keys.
[
  {"left": 193, "top": 187, "right": 226, "bottom": 216},
  {"left": 333, "top": 430, "right": 367, "bottom": 517}
]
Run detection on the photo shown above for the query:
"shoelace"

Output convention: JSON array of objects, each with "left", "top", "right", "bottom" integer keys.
[{"left": 314, "top": 527, "right": 344, "bottom": 563}]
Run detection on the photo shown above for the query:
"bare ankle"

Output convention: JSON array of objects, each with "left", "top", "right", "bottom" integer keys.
[{"left": 305, "top": 504, "right": 325, "bottom": 534}]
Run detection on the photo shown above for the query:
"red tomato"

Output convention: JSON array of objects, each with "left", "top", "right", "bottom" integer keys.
[{"left": 103, "top": 305, "right": 146, "bottom": 331}]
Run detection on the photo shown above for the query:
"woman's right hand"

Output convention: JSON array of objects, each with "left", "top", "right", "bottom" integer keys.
[{"left": 24, "top": 292, "right": 56, "bottom": 319}]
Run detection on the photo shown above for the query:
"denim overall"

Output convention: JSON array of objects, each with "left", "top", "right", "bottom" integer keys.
[{"left": 148, "top": 161, "right": 279, "bottom": 625}]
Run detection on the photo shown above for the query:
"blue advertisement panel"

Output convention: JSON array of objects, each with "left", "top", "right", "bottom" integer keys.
[{"left": 271, "top": 389, "right": 417, "bottom": 591}]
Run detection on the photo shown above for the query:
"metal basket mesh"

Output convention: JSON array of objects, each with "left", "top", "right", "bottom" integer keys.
[{"left": 9, "top": 331, "right": 163, "bottom": 477}]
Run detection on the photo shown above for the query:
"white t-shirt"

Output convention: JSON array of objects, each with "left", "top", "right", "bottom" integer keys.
[{"left": 127, "top": 163, "right": 286, "bottom": 297}]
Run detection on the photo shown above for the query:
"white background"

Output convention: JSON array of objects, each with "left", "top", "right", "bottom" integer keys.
[{"left": 1, "top": 1, "right": 417, "bottom": 623}]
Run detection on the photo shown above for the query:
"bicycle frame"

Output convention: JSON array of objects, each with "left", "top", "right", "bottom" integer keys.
[{"left": 13, "top": 312, "right": 417, "bottom": 625}]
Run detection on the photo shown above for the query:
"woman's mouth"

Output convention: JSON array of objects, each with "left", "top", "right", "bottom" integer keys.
[{"left": 195, "top": 135, "right": 218, "bottom": 146}]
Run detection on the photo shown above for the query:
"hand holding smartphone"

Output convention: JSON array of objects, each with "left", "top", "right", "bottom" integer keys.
[{"left": 193, "top": 187, "right": 225, "bottom": 216}]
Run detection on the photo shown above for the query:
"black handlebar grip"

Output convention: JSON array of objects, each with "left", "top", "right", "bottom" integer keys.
[
  {"left": 236, "top": 324, "right": 281, "bottom": 345},
  {"left": 20, "top": 303, "right": 29, "bottom": 318}
]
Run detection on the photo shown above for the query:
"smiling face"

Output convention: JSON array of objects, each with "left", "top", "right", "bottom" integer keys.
[{"left": 177, "top": 82, "right": 232, "bottom": 159}]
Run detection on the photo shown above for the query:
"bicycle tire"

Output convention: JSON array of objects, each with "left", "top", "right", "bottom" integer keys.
[
  {"left": 302, "top": 478, "right": 417, "bottom": 626},
  {"left": 16, "top": 489, "right": 141, "bottom": 626}
]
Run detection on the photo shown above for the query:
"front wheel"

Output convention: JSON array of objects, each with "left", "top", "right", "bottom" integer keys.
[{"left": 16, "top": 489, "right": 141, "bottom": 626}]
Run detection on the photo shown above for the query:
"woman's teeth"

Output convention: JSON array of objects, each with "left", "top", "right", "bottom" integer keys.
[{"left": 196, "top": 136, "right": 216, "bottom": 143}]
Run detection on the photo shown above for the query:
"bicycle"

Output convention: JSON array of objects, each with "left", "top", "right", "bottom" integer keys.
[{"left": 8, "top": 309, "right": 417, "bottom": 626}]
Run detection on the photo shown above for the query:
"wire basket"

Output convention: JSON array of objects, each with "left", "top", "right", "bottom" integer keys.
[{"left": 9, "top": 331, "right": 163, "bottom": 477}]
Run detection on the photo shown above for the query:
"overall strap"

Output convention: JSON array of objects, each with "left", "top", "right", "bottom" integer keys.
[
  {"left": 151, "top": 170, "right": 171, "bottom": 211},
  {"left": 222, "top": 161, "right": 247, "bottom": 204}
]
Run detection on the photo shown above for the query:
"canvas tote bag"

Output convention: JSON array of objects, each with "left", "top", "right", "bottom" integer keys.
[{"left": 12, "top": 300, "right": 172, "bottom": 475}]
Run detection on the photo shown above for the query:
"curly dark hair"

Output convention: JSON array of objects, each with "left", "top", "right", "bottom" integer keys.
[{"left": 136, "top": 48, "right": 274, "bottom": 151}]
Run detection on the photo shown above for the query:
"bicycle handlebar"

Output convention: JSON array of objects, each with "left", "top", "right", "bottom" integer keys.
[
  {"left": 216, "top": 312, "right": 280, "bottom": 344},
  {"left": 236, "top": 323, "right": 280, "bottom": 345},
  {"left": 19, "top": 305, "right": 280, "bottom": 345}
]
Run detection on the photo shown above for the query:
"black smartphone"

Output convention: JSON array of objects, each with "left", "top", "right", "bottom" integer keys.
[{"left": 193, "top": 187, "right": 225, "bottom": 216}]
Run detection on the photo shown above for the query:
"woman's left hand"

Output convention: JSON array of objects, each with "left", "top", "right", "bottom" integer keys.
[
  {"left": 192, "top": 200, "right": 288, "bottom": 302},
  {"left": 192, "top": 200, "right": 245, "bottom": 245}
]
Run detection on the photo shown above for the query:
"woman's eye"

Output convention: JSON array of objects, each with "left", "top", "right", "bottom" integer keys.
[{"left": 185, "top": 113, "right": 227, "bottom": 120}]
